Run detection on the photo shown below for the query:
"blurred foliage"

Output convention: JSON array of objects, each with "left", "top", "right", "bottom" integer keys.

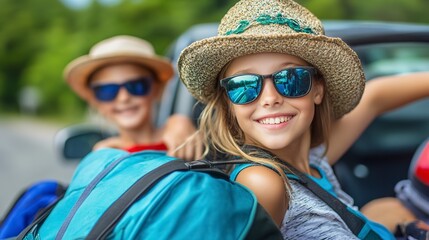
[{"left": 0, "top": 0, "right": 428, "bottom": 120}]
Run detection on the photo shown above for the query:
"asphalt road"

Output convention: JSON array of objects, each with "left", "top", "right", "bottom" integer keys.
[{"left": 0, "top": 117, "right": 79, "bottom": 216}]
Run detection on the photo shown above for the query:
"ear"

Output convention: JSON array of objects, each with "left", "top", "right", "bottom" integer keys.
[{"left": 312, "top": 79, "right": 324, "bottom": 105}]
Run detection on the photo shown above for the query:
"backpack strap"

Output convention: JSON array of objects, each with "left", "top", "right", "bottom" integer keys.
[
  {"left": 283, "top": 164, "right": 368, "bottom": 236},
  {"left": 286, "top": 165, "right": 386, "bottom": 239},
  {"left": 86, "top": 159, "right": 232, "bottom": 240},
  {"left": 241, "top": 145, "right": 383, "bottom": 240}
]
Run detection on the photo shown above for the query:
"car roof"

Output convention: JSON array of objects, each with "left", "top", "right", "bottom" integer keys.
[
  {"left": 324, "top": 20, "right": 429, "bottom": 45},
  {"left": 157, "top": 20, "right": 429, "bottom": 126},
  {"left": 167, "top": 21, "right": 429, "bottom": 62}
]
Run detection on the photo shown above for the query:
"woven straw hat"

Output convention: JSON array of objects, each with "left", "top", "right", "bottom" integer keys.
[
  {"left": 64, "top": 35, "right": 174, "bottom": 102},
  {"left": 178, "top": 0, "right": 365, "bottom": 118}
]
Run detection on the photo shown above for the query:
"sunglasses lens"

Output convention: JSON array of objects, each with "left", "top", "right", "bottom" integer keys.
[
  {"left": 91, "top": 77, "right": 152, "bottom": 102},
  {"left": 125, "top": 78, "right": 151, "bottom": 96},
  {"left": 274, "top": 68, "right": 312, "bottom": 98},
  {"left": 221, "top": 67, "right": 314, "bottom": 105},
  {"left": 225, "top": 75, "right": 261, "bottom": 104},
  {"left": 92, "top": 84, "right": 120, "bottom": 102}
]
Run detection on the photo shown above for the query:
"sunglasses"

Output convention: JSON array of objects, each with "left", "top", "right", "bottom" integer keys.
[
  {"left": 91, "top": 77, "right": 153, "bottom": 102},
  {"left": 220, "top": 67, "right": 317, "bottom": 105}
]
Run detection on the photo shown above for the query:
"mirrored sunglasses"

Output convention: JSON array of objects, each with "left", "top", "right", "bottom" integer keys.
[
  {"left": 220, "top": 67, "right": 317, "bottom": 105},
  {"left": 91, "top": 77, "right": 153, "bottom": 102}
]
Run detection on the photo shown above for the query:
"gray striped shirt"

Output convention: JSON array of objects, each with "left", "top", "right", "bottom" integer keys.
[{"left": 280, "top": 145, "right": 359, "bottom": 239}]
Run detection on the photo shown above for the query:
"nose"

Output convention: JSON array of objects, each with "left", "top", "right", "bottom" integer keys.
[
  {"left": 259, "top": 78, "right": 283, "bottom": 107},
  {"left": 115, "top": 86, "right": 131, "bottom": 102}
]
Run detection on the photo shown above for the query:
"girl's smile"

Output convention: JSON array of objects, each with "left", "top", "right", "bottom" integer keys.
[
  {"left": 255, "top": 113, "right": 294, "bottom": 127},
  {"left": 225, "top": 52, "right": 324, "bottom": 154},
  {"left": 90, "top": 63, "right": 159, "bottom": 131}
]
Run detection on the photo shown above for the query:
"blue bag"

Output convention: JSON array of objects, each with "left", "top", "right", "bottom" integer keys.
[
  {"left": 18, "top": 148, "right": 281, "bottom": 240},
  {"left": 0, "top": 180, "right": 66, "bottom": 239}
]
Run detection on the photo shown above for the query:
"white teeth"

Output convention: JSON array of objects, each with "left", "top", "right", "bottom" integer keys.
[{"left": 258, "top": 116, "right": 292, "bottom": 124}]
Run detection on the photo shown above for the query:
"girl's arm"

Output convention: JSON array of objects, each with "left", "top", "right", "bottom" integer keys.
[
  {"left": 327, "top": 72, "right": 429, "bottom": 165},
  {"left": 235, "top": 166, "right": 289, "bottom": 226}
]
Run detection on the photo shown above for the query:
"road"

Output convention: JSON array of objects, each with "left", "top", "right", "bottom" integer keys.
[{"left": 0, "top": 117, "right": 79, "bottom": 216}]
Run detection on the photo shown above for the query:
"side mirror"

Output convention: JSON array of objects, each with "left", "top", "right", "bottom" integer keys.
[{"left": 54, "top": 124, "right": 115, "bottom": 161}]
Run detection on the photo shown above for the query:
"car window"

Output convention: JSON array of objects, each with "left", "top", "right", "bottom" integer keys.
[
  {"left": 352, "top": 42, "right": 429, "bottom": 153},
  {"left": 335, "top": 41, "right": 429, "bottom": 207},
  {"left": 357, "top": 43, "right": 429, "bottom": 79}
]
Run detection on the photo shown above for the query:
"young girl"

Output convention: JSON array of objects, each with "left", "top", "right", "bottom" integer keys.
[
  {"left": 65, "top": 35, "right": 202, "bottom": 160},
  {"left": 178, "top": 0, "right": 429, "bottom": 238}
]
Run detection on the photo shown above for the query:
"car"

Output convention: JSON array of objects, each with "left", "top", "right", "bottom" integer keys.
[{"left": 55, "top": 20, "right": 429, "bottom": 208}]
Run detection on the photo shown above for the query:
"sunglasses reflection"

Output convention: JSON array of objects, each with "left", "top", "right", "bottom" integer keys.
[{"left": 220, "top": 67, "right": 315, "bottom": 105}]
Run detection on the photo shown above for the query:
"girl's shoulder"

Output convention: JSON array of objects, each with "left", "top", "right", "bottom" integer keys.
[
  {"left": 93, "top": 137, "right": 123, "bottom": 150},
  {"left": 234, "top": 164, "right": 284, "bottom": 186},
  {"left": 235, "top": 165, "right": 286, "bottom": 200},
  {"left": 233, "top": 164, "right": 288, "bottom": 225}
]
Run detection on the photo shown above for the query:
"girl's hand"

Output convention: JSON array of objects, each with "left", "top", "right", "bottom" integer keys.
[{"left": 162, "top": 114, "right": 203, "bottom": 161}]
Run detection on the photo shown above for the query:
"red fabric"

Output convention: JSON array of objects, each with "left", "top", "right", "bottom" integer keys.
[
  {"left": 125, "top": 142, "right": 168, "bottom": 153},
  {"left": 415, "top": 142, "right": 429, "bottom": 185}
]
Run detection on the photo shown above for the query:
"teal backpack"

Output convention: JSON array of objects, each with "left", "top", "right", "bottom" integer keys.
[{"left": 17, "top": 148, "right": 281, "bottom": 240}]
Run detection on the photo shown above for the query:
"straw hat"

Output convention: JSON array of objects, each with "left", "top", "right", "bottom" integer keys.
[
  {"left": 178, "top": 0, "right": 365, "bottom": 118},
  {"left": 64, "top": 35, "right": 174, "bottom": 101}
]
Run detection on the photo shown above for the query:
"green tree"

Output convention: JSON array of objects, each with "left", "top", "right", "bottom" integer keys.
[
  {"left": 1, "top": 0, "right": 428, "bottom": 120},
  {"left": 0, "top": 0, "right": 72, "bottom": 112}
]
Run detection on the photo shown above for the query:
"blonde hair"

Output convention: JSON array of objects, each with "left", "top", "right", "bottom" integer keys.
[
  {"left": 198, "top": 66, "right": 333, "bottom": 199},
  {"left": 310, "top": 74, "right": 333, "bottom": 151},
  {"left": 199, "top": 85, "right": 293, "bottom": 197}
]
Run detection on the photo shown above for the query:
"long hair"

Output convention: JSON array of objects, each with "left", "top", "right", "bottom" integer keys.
[
  {"left": 310, "top": 74, "right": 333, "bottom": 152},
  {"left": 198, "top": 67, "right": 334, "bottom": 199},
  {"left": 199, "top": 86, "right": 293, "bottom": 198}
]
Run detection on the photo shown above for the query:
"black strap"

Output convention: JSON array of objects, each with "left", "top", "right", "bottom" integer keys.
[
  {"left": 86, "top": 159, "right": 234, "bottom": 239},
  {"left": 241, "top": 145, "right": 381, "bottom": 239},
  {"left": 17, "top": 158, "right": 242, "bottom": 239},
  {"left": 284, "top": 164, "right": 366, "bottom": 236},
  {"left": 86, "top": 160, "right": 189, "bottom": 239}
]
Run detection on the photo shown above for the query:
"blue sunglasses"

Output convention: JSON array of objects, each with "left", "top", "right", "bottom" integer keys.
[
  {"left": 220, "top": 67, "right": 317, "bottom": 105},
  {"left": 91, "top": 77, "right": 153, "bottom": 102}
]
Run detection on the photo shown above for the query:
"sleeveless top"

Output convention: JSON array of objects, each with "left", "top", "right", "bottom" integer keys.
[{"left": 230, "top": 145, "right": 394, "bottom": 239}]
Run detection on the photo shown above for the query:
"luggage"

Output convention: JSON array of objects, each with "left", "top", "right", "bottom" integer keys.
[
  {"left": 0, "top": 180, "right": 66, "bottom": 239},
  {"left": 18, "top": 148, "right": 281, "bottom": 240}
]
